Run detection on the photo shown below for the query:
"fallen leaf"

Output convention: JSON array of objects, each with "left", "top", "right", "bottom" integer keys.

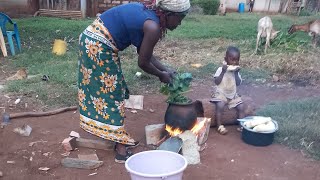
[
  {"left": 43, "top": 152, "right": 52, "bottom": 157},
  {"left": 61, "top": 152, "right": 70, "bottom": 157},
  {"left": 88, "top": 172, "right": 98, "bottom": 176},
  {"left": 135, "top": 72, "right": 142, "bottom": 77},
  {"left": 29, "top": 140, "right": 48, "bottom": 147},
  {"left": 130, "top": 110, "right": 137, "bottom": 114},
  {"left": 14, "top": 98, "right": 21, "bottom": 104},
  {"left": 191, "top": 63, "right": 202, "bottom": 68}
]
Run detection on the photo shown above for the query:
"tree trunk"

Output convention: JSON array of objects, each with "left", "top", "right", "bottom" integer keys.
[
  {"left": 199, "top": 96, "right": 256, "bottom": 127},
  {"left": 281, "top": 0, "right": 290, "bottom": 13},
  {"left": 279, "top": 0, "right": 285, "bottom": 12}
]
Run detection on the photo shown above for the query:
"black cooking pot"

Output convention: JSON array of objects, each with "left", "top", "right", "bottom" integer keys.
[
  {"left": 164, "top": 100, "right": 204, "bottom": 131},
  {"left": 240, "top": 120, "right": 279, "bottom": 146}
]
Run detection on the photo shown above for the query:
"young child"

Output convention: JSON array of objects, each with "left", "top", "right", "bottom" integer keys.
[
  {"left": 248, "top": 0, "right": 255, "bottom": 13},
  {"left": 210, "top": 46, "right": 245, "bottom": 135},
  {"left": 219, "top": 0, "right": 227, "bottom": 16}
]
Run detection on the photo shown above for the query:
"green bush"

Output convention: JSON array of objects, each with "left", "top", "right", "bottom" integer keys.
[{"left": 192, "top": 0, "right": 220, "bottom": 15}]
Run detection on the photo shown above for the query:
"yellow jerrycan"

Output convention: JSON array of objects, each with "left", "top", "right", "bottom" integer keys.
[{"left": 52, "top": 39, "right": 67, "bottom": 55}]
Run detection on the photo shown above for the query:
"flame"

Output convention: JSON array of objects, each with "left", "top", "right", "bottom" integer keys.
[
  {"left": 165, "top": 124, "right": 183, "bottom": 136},
  {"left": 165, "top": 118, "right": 211, "bottom": 136},
  {"left": 190, "top": 119, "right": 207, "bottom": 135}
]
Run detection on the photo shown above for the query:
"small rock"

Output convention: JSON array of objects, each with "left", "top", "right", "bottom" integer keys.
[
  {"left": 29, "top": 157, "right": 33, "bottom": 161},
  {"left": 231, "top": 159, "right": 234, "bottom": 162},
  {"left": 61, "top": 158, "right": 103, "bottom": 170},
  {"left": 272, "top": 75, "right": 279, "bottom": 82},
  {"left": 284, "top": 161, "right": 289, "bottom": 165},
  {"left": 69, "top": 131, "right": 80, "bottom": 138},
  {"left": 149, "top": 109, "right": 155, "bottom": 113},
  {"left": 38, "top": 167, "right": 50, "bottom": 171},
  {"left": 0, "top": 171, "right": 3, "bottom": 177},
  {"left": 61, "top": 137, "right": 77, "bottom": 151},
  {"left": 7, "top": 161, "right": 15, "bottom": 164},
  {"left": 13, "top": 125, "right": 32, "bottom": 137}
]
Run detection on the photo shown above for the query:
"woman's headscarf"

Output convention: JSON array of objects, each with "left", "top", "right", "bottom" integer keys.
[
  {"left": 155, "top": 0, "right": 190, "bottom": 13},
  {"left": 144, "top": 0, "right": 190, "bottom": 38}
]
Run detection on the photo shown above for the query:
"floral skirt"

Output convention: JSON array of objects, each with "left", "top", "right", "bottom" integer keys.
[{"left": 78, "top": 18, "right": 135, "bottom": 145}]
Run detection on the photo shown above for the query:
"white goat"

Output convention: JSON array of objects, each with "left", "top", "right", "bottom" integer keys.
[{"left": 255, "top": 16, "right": 280, "bottom": 54}]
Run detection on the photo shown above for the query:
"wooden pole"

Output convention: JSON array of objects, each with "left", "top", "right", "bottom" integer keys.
[
  {"left": 80, "top": 0, "right": 86, "bottom": 18},
  {"left": 268, "top": 0, "right": 272, "bottom": 13}
]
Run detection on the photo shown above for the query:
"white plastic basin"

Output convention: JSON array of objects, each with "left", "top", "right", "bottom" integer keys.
[{"left": 125, "top": 150, "right": 188, "bottom": 180}]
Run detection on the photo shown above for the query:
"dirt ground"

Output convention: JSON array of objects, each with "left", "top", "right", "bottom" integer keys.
[{"left": 1, "top": 78, "right": 320, "bottom": 179}]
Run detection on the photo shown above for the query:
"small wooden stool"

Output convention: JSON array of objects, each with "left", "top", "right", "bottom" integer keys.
[{"left": 0, "top": 29, "right": 8, "bottom": 57}]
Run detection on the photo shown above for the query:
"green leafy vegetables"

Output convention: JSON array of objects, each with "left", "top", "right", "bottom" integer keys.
[{"left": 160, "top": 73, "right": 193, "bottom": 104}]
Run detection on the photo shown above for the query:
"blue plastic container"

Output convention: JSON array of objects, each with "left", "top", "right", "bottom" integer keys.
[{"left": 238, "top": 3, "right": 245, "bottom": 13}]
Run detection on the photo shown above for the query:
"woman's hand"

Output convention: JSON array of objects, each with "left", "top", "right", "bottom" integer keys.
[
  {"left": 166, "top": 68, "right": 177, "bottom": 79},
  {"left": 159, "top": 71, "right": 172, "bottom": 84}
]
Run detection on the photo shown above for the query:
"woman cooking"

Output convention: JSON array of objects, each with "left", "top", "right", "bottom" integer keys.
[{"left": 78, "top": 0, "right": 190, "bottom": 163}]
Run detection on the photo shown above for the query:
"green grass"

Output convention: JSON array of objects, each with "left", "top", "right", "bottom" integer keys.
[
  {"left": 169, "top": 13, "right": 319, "bottom": 40},
  {"left": 257, "top": 98, "right": 320, "bottom": 160}
]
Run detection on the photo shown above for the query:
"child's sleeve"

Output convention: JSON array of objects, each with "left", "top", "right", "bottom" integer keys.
[{"left": 213, "top": 67, "right": 222, "bottom": 78}]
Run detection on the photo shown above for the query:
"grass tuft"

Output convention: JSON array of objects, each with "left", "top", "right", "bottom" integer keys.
[{"left": 257, "top": 98, "right": 320, "bottom": 160}]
